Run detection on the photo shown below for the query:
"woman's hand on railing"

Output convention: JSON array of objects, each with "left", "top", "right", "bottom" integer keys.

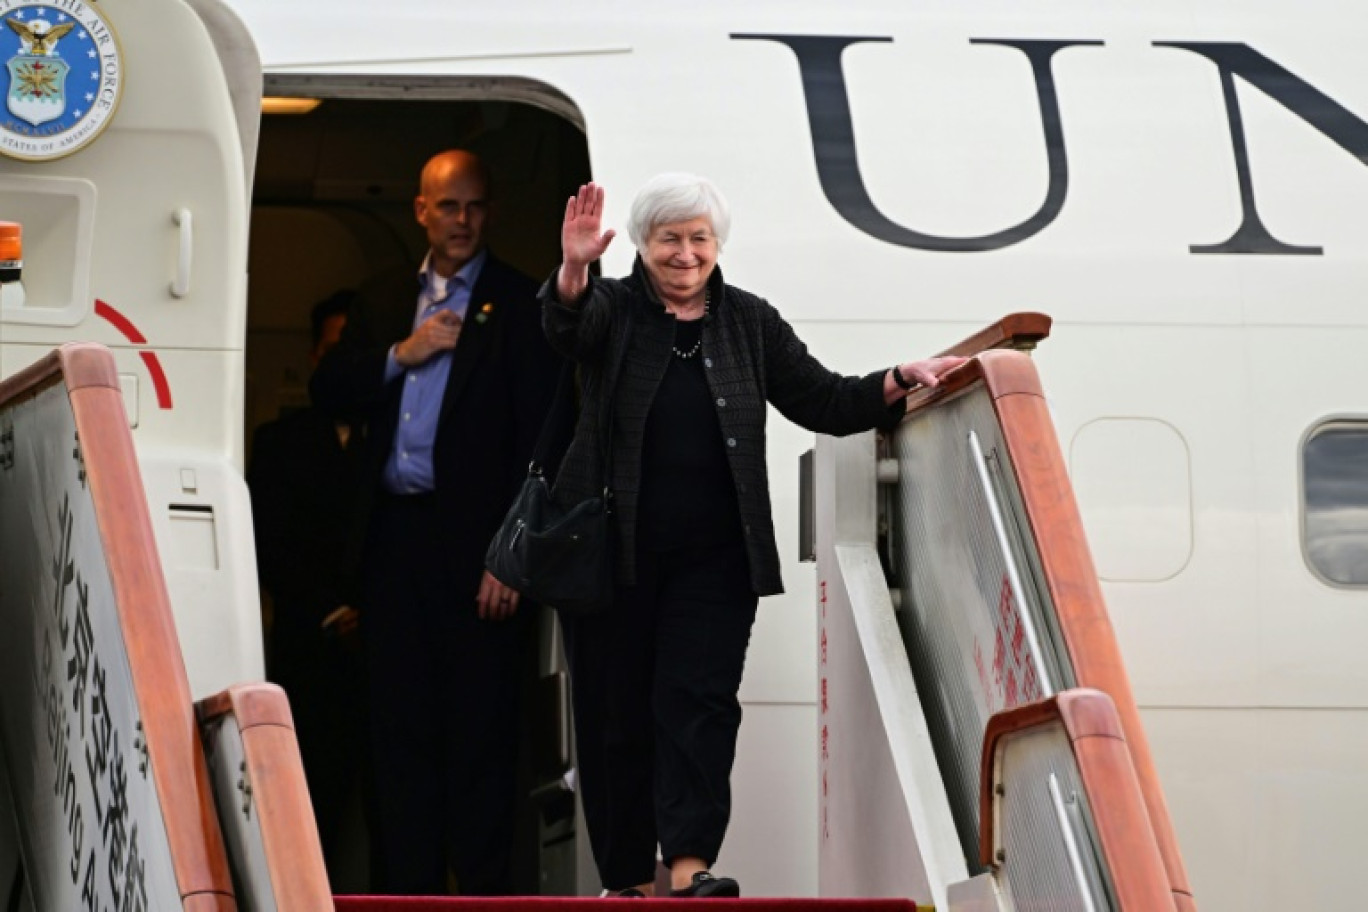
[{"left": 884, "top": 355, "right": 969, "bottom": 403}]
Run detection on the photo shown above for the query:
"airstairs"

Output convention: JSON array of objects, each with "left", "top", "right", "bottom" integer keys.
[
  {"left": 809, "top": 316, "right": 1194, "bottom": 911},
  {"left": 0, "top": 333, "right": 1193, "bottom": 910}
]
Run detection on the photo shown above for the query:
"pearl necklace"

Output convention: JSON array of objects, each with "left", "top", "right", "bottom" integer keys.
[{"left": 671, "top": 290, "right": 710, "bottom": 359}]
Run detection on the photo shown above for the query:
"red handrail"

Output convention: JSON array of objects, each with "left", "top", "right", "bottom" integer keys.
[
  {"left": 197, "top": 683, "right": 332, "bottom": 910},
  {"left": 0, "top": 344, "right": 237, "bottom": 909},
  {"left": 980, "top": 690, "right": 1176, "bottom": 911},
  {"left": 903, "top": 349, "right": 1195, "bottom": 912}
]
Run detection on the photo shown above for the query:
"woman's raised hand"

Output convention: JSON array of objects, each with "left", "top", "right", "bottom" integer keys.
[{"left": 563, "top": 182, "right": 616, "bottom": 267}]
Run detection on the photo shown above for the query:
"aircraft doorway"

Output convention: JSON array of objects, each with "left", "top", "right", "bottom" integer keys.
[{"left": 243, "top": 83, "right": 592, "bottom": 896}]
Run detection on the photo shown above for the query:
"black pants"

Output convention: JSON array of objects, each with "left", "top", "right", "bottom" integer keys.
[
  {"left": 269, "top": 620, "right": 368, "bottom": 889},
  {"left": 363, "top": 494, "right": 527, "bottom": 895},
  {"left": 565, "top": 542, "right": 758, "bottom": 891}
]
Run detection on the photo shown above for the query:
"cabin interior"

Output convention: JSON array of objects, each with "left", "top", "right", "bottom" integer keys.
[
  {"left": 246, "top": 93, "right": 590, "bottom": 435},
  {"left": 244, "top": 89, "right": 592, "bottom": 894}
]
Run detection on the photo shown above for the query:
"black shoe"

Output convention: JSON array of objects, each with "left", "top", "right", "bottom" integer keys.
[
  {"left": 615, "top": 888, "right": 648, "bottom": 898},
  {"left": 670, "top": 871, "right": 741, "bottom": 898}
]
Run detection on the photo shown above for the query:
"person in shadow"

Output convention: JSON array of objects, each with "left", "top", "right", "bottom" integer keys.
[{"left": 248, "top": 289, "right": 368, "bottom": 888}]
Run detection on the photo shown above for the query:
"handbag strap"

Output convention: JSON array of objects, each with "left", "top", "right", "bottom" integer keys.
[
  {"left": 528, "top": 360, "right": 576, "bottom": 476},
  {"left": 597, "top": 302, "right": 631, "bottom": 509},
  {"left": 529, "top": 299, "right": 632, "bottom": 509}
]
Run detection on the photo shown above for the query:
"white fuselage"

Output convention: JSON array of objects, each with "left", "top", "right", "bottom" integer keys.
[{"left": 3, "top": 1, "right": 1365, "bottom": 908}]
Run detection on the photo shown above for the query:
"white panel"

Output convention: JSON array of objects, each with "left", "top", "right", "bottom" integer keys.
[
  {"left": 230, "top": 0, "right": 1368, "bottom": 330},
  {"left": 167, "top": 508, "right": 219, "bottom": 571},
  {"left": 0, "top": 175, "right": 95, "bottom": 325},
  {"left": 718, "top": 703, "right": 817, "bottom": 898},
  {"left": 142, "top": 455, "right": 263, "bottom": 699},
  {"left": 182, "top": 0, "right": 262, "bottom": 194},
  {"left": 739, "top": 410, "right": 820, "bottom": 705},
  {"left": 1145, "top": 706, "right": 1368, "bottom": 912},
  {"left": 0, "top": 0, "right": 249, "bottom": 350},
  {"left": 1070, "top": 418, "right": 1193, "bottom": 582},
  {"left": 1035, "top": 326, "right": 1262, "bottom": 709}
]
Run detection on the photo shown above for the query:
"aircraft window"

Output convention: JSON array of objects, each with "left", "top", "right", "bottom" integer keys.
[{"left": 1303, "top": 421, "right": 1368, "bottom": 587}]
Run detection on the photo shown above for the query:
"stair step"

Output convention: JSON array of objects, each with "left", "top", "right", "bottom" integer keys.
[{"left": 335, "top": 898, "right": 930, "bottom": 911}]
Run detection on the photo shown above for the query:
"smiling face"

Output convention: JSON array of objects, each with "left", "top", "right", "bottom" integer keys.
[
  {"left": 414, "top": 151, "right": 490, "bottom": 277},
  {"left": 642, "top": 216, "right": 718, "bottom": 308}
]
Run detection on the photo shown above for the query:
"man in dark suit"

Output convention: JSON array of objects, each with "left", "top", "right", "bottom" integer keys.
[
  {"left": 248, "top": 291, "right": 366, "bottom": 889},
  {"left": 310, "top": 150, "right": 559, "bottom": 895}
]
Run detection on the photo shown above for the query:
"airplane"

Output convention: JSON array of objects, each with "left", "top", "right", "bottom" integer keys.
[{"left": 1, "top": 0, "right": 1365, "bottom": 908}]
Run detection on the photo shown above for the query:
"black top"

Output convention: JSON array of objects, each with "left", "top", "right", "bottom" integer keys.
[{"left": 638, "top": 317, "right": 744, "bottom": 550}]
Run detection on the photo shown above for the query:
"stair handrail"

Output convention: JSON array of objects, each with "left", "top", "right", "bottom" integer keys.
[
  {"left": 892, "top": 348, "right": 1194, "bottom": 911},
  {"left": 196, "top": 683, "right": 333, "bottom": 910},
  {"left": 979, "top": 689, "right": 1176, "bottom": 911},
  {"left": 0, "top": 343, "right": 236, "bottom": 909}
]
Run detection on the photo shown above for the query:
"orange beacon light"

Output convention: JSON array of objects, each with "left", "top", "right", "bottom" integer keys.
[{"left": 0, "top": 221, "right": 20, "bottom": 283}]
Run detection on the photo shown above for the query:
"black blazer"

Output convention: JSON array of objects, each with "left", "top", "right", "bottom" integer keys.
[
  {"left": 311, "top": 253, "right": 560, "bottom": 580},
  {"left": 541, "top": 258, "right": 904, "bottom": 597}
]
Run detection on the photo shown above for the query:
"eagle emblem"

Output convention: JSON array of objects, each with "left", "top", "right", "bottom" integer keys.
[
  {"left": 4, "top": 15, "right": 73, "bottom": 126},
  {"left": 0, "top": 2, "right": 123, "bottom": 161},
  {"left": 6, "top": 17, "right": 75, "bottom": 57}
]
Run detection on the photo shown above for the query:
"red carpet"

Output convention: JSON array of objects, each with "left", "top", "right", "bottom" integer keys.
[{"left": 335, "top": 898, "right": 924, "bottom": 911}]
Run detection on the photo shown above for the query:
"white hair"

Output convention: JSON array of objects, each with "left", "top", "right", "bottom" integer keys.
[{"left": 626, "top": 172, "right": 731, "bottom": 251}]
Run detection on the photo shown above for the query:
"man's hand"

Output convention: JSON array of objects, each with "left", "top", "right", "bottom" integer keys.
[
  {"left": 321, "top": 605, "right": 361, "bottom": 637},
  {"left": 476, "top": 570, "right": 521, "bottom": 621},
  {"left": 395, "top": 309, "right": 462, "bottom": 368}
]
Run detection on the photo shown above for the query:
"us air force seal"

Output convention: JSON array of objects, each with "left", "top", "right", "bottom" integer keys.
[{"left": 0, "top": 0, "right": 122, "bottom": 161}]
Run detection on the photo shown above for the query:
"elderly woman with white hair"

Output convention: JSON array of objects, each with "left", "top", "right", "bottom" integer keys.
[{"left": 541, "top": 175, "right": 963, "bottom": 898}]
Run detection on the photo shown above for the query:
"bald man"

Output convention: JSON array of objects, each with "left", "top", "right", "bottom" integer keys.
[{"left": 311, "top": 150, "right": 560, "bottom": 895}]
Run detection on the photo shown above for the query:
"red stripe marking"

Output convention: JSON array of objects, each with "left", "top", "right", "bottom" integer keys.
[
  {"left": 95, "top": 298, "right": 173, "bottom": 409},
  {"left": 94, "top": 298, "right": 147, "bottom": 344},
  {"left": 138, "top": 351, "right": 173, "bottom": 410}
]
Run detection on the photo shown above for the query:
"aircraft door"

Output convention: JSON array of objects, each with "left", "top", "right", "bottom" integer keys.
[
  {"left": 0, "top": 0, "right": 256, "bottom": 361},
  {"left": 0, "top": 0, "right": 266, "bottom": 701}
]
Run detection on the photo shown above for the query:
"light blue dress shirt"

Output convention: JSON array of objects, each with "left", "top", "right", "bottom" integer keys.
[{"left": 381, "top": 249, "right": 486, "bottom": 494}]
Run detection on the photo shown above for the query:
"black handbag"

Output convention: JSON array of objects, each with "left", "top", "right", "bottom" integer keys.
[{"left": 486, "top": 359, "right": 617, "bottom": 615}]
